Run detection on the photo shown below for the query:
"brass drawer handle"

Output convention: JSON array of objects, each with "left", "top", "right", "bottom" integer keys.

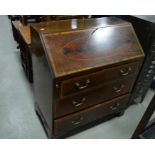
[
  {"left": 110, "top": 103, "right": 120, "bottom": 111},
  {"left": 75, "top": 79, "right": 90, "bottom": 90},
  {"left": 113, "top": 84, "right": 125, "bottom": 93},
  {"left": 72, "top": 98, "right": 86, "bottom": 107},
  {"left": 110, "top": 106, "right": 117, "bottom": 111},
  {"left": 120, "top": 67, "right": 132, "bottom": 76},
  {"left": 72, "top": 116, "right": 83, "bottom": 125}
]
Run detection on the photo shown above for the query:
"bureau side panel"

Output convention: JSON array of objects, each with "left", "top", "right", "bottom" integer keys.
[{"left": 31, "top": 26, "right": 54, "bottom": 134}]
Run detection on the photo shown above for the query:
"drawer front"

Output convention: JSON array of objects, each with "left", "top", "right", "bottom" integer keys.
[
  {"left": 54, "top": 94, "right": 129, "bottom": 135},
  {"left": 55, "top": 76, "right": 134, "bottom": 118},
  {"left": 61, "top": 62, "right": 140, "bottom": 98}
]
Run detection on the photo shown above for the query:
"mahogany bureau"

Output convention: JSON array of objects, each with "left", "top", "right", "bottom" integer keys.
[{"left": 30, "top": 17, "right": 144, "bottom": 138}]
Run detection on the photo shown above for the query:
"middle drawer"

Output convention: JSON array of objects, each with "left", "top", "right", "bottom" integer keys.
[
  {"left": 60, "top": 61, "right": 140, "bottom": 98},
  {"left": 55, "top": 75, "right": 135, "bottom": 118}
]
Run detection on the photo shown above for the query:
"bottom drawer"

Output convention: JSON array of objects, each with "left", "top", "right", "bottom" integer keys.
[{"left": 54, "top": 94, "right": 129, "bottom": 135}]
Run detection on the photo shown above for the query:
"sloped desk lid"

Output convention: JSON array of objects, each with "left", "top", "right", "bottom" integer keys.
[{"left": 32, "top": 18, "right": 144, "bottom": 78}]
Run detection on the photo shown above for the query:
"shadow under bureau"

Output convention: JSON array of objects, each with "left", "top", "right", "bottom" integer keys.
[{"left": 30, "top": 17, "right": 144, "bottom": 138}]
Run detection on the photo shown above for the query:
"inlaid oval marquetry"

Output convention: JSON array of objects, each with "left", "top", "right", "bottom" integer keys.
[{"left": 61, "top": 27, "right": 134, "bottom": 61}]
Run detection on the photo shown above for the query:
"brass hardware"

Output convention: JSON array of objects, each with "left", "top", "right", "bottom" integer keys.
[
  {"left": 113, "top": 84, "right": 125, "bottom": 93},
  {"left": 72, "top": 116, "right": 83, "bottom": 125},
  {"left": 110, "top": 102, "right": 121, "bottom": 111},
  {"left": 110, "top": 106, "right": 117, "bottom": 111},
  {"left": 120, "top": 67, "right": 132, "bottom": 76},
  {"left": 75, "top": 79, "right": 90, "bottom": 90},
  {"left": 72, "top": 98, "right": 86, "bottom": 107}
]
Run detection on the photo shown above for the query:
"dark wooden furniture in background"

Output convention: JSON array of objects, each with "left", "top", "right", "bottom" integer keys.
[
  {"left": 30, "top": 17, "right": 144, "bottom": 138},
  {"left": 11, "top": 20, "right": 23, "bottom": 46},
  {"left": 19, "top": 15, "right": 91, "bottom": 25},
  {"left": 121, "top": 16, "right": 155, "bottom": 105},
  {"left": 18, "top": 25, "right": 33, "bottom": 82},
  {"left": 8, "top": 15, "right": 20, "bottom": 21},
  {"left": 50, "top": 15, "right": 90, "bottom": 21},
  {"left": 11, "top": 20, "right": 33, "bottom": 82},
  {"left": 132, "top": 94, "right": 155, "bottom": 139},
  {"left": 19, "top": 15, "right": 43, "bottom": 25}
]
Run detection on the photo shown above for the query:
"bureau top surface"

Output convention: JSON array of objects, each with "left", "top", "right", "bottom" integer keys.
[
  {"left": 34, "top": 17, "right": 144, "bottom": 78},
  {"left": 19, "top": 25, "right": 31, "bottom": 45}
]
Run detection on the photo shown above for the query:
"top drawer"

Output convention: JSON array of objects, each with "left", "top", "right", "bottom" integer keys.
[{"left": 60, "top": 62, "right": 141, "bottom": 98}]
